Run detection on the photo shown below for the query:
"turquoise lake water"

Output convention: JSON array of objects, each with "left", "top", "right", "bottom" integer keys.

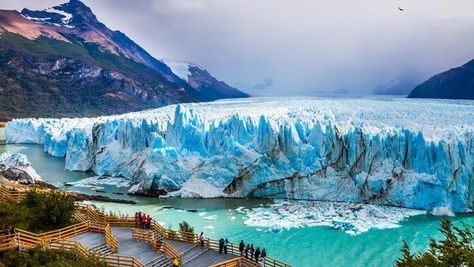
[{"left": 1, "top": 144, "right": 473, "bottom": 267}]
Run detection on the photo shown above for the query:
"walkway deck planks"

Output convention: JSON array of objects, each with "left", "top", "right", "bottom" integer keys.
[
  {"left": 70, "top": 232, "right": 105, "bottom": 248},
  {"left": 111, "top": 227, "right": 160, "bottom": 264}
]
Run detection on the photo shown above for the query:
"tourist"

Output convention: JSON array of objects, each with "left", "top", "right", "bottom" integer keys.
[
  {"left": 138, "top": 212, "right": 142, "bottom": 227},
  {"left": 141, "top": 213, "right": 146, "bottom": 229},
  {"left": 146, "top": 215, "right": 152, "bottom": 229},
  {"left": 254, "top": 247, "right": 261, "bottom": 263},
  {"left": 172, "top": 258, "right": 179, "bottom": 266},
  {"left": 261, "top": 248, "right": 267, "bottom": 266},
  {"left": 245, "top": 244, "right": 250, "bottom": 258},
  {"left": 199, "top": 232, "right": 205, "bottom": 247},
  {"left": 134, "top": 212, "right": 139, "bottom": 227},
  {"left": 219, "top": 238, "right": 225, "bottom": 254},
  {"left": 224, "top": 238, "right": 229, "bottom": 254},
  {"left": 239, "top": 240, "right": 245, "bottom": 256},
  {"left": 249, "top": 244, "right": 255, "bottom": 260}
]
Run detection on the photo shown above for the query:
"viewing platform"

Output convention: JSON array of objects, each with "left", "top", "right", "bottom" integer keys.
[{"left": 0, "top": 185, "right": 292, "bottom": 267}]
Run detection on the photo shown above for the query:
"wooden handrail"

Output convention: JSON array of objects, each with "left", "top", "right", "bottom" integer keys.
[
  {"left": 131, "top": 228, "right": 154, "bottom": 243},
  {"left": 104, "top": 224, "right": 118, "bottom": 252},
  {"left": 209, "top": 257, "right": 259, "bottom": 267},
  {"left": 161, "top": 240, "right": 181, "bottom": 266}
]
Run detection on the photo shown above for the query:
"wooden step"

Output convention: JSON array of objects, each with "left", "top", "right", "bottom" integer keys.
[
  {"left": 91, "top": 243, "right": 114, "bottom": 255},
  {"left": 144, "top": 254, "right": 173, "bottom": 267}
]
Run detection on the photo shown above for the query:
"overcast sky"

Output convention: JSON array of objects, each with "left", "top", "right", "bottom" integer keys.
[{"left": 2, "top": 0, "right": 474, "bottom": 96}]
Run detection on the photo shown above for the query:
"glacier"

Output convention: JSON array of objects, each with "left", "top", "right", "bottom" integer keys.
[{"left": 5, "top": 97, "right": 474, "bottom": 212}]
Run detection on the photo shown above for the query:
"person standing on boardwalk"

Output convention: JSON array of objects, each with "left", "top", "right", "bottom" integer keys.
[
  {"left": 261, "top": 248, "right": 267, "bottom": 266},
  {"left": 245, "top": 244, "right": 250, "bottom": 258},
  {"left": 199, "top": 232, "right": 205, "bottom": 247},
  {"left": 146, "top": 215, "right": 151, "bottom": 229},
  {"left": 250, "top": 244, "right": 255, "bottom": 260},
  {"left": 134, "top": 212, "right": 139, "bottom": 227},
  {"left": 138, "top": 212, "right": 142, "bottom": 227},
  {"left": 224, "top": 238, "right": 229, "bottom": 254},
  {"left": 141, "top": 213, "right": 146, "bottom": 229},
  {"left": 239, "top": 240, "right": 245, "bottom": 256},
  {"left": 255, "top": 247, "right": 261, "bottom": 263},
  {"left": 219, "top": 238, "right": 224, "bottom": 254}
]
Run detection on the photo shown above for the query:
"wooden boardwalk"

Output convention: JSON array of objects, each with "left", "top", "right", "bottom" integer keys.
[
  {"left": 0, "top": 187, "right": 292, "bottom": 267},
  {"left": 69, "top": 228, "right": 237, "bottom": 267}
]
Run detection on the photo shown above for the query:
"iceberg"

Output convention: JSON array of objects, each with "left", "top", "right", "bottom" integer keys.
[{"left": 5, "top": 98, "right": 474, "bottom": 212}]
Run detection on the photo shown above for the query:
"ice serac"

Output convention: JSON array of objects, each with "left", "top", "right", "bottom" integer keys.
[{"left": 5, "top": 98, "right": 474, "bottom": 212}]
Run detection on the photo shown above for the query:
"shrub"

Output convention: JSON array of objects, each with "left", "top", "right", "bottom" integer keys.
[
  {"left": 0, "top": 246, "right": 106, "bottom": 267},
  {"left": 179, "top": 221, "right": 194, "bottom": 234},
  {"left": 25, "top": 190, "right": 76, "bottom": 232},
  {"left": 0, "top": 190, "right": 76, "bottom": 233},
  {"left": 396, "top": 218, "right": 474, "bottom": 266}
]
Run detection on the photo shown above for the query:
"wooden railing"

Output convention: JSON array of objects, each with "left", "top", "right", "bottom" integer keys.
[
  {"left": 104, "top": 224, "right": 118, "bottom": 252},
  {"left": 0, "top": 186, "right": 28, "bottom": 202},
  {"left": 0, "top": 234, "right": 17, "bottom": 252},
  {"left": 75, "top": 203, "right": 106, "bottom": 225},
  {"left": 209, "top": 257, "right": 259, "bottom": 267},
  {"left": 131, "top": 228, "right": 154, "bottom": 243},
  {"left": 49, "top": 239, "right": 144, "bottom": 267},
  {"left": 161, "top": 240, "right": 181, "bottom": 266},
  {"left": 15, "top": 220, "right": 91, "bottom": 248}
]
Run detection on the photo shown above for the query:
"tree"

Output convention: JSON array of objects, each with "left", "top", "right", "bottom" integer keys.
[
  {"left": 26, "top": 190, "right": 76, "bottom": 232},
  {"left": 396, "top": 218, "right": 474, "bottom": 267},
  {"left": 179, "top": 221, "right": 195, "bottom": 243},
  {"left": 179, "top": 221, "right": 194, "bottom": 234}
]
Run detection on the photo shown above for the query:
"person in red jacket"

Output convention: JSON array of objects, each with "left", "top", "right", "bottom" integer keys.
[
  {"left": 146, "top": 215, "right": 152, "bottom": 229},
  {"left": 134, "top": 212, "right": 139, "bottom": 227}
]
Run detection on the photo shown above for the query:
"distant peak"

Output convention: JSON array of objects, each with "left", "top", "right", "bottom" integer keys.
[{"left": 20, "top": 0, "right": 99, "bottom": 29}]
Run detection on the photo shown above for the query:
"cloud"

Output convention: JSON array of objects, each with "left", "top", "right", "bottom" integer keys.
[
  {"left": 252, "top": 78, "right": 274, "bottom": 91},
  {"left": 3, "top": 0, "right": 474, "bottom": 96}
]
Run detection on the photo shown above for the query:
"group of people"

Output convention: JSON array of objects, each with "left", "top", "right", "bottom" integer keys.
[
  {"left": 134, "top": 212, "right": 152, "bottom": 229},
  {"left": 239, "top": 241, "right": 267, "bottom": 264}
]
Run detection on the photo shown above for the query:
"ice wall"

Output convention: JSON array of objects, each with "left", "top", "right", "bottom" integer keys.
[{"left": 5, "top": 98, "right": 474, "bottom": 212}]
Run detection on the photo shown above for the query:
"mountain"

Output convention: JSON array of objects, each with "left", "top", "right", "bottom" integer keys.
[
  {"left": 408, "top": 59, "right": 474, "bottom": 100},
  {"left": 0, "top": 0, "right": 247, "bottom": 120},
  {"left": 372, "top": 75, "right": 420, "bottom": 96},
  {"left": 165, "top": 61, "right": 249, "bottom": 101}
]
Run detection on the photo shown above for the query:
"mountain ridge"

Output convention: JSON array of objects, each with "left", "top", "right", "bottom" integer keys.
[
  {"left": 408, "top": 59, "right": 474, "bottom": 100},
  {"left": 0, "top": 0, "right": 248, "bottom": 120}
]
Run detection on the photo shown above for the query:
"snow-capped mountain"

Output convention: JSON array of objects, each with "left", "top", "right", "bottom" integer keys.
[
  {"left": 165, "top": 61, "right": 249, "bottom": 101},
  {"left": 0, "top": 0, "right": 247, "bottom": 120},
  {"left": 6, "top": 98, "right": 474, "bottom": 213}
]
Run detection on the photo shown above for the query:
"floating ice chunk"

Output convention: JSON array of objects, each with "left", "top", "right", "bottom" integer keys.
[
  {"left": 203, "top": 215, "right": 218, "bottom": 220},
  {"left": 243, "top": 200, "right": 426, "bottom": 235},
  {"left": 205, "top": 225, "right": 214, "bottom": 230},
  {"left": 67, "top": 176, "right": 130, "bottom": 188}
]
